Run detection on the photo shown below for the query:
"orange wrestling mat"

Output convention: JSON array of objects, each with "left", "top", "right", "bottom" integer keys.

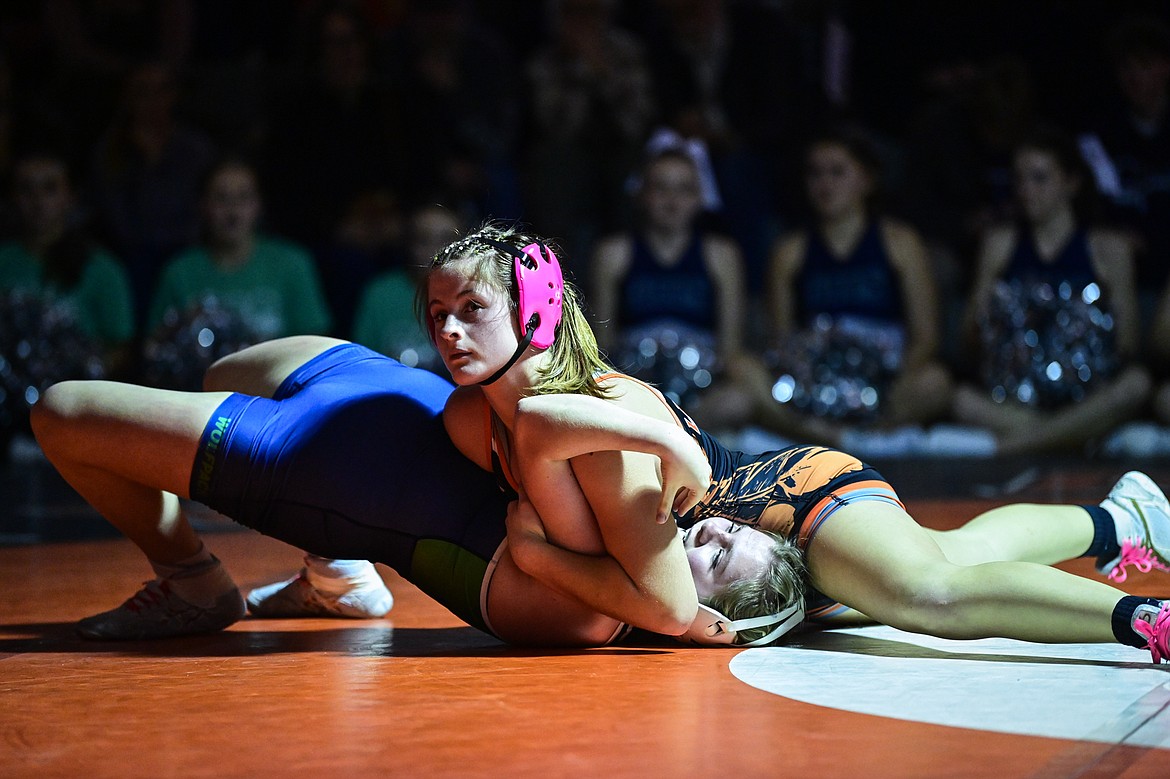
[{"left": 1, "top": 495, "right": 1168, "bottom": 778}]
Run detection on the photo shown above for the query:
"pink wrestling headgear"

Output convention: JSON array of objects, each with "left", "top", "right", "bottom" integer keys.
[
  {"left": 477, "top": 237, "right": 564, "bottom": 385},
  {"left": 679, "top": 599, "right": 805, "bottom": 648}
]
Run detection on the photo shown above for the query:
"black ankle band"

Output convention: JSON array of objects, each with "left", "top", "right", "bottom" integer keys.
[
  {"left": 1112, "top": 595, "right": 1162, "bottom": 648},
  {"left": 1082, "top": 504, "right": 1119, "bottom": 562}
]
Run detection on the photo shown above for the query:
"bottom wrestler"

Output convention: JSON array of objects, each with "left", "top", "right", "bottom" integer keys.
[{"left": 491, "top": 389, "right": 1170, "bottom": 661}]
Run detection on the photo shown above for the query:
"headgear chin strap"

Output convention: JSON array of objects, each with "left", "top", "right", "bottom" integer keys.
[
  {"left": 477, "top": 238, "right": 564, "bottom": 386},
  {"left": 679, "top": 599, "right": 805, "bottom": 648}
]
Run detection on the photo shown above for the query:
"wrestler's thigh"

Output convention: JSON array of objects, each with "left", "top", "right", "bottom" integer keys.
[
  {"left": 203, "top": 336, "right": 350, "bottom": 397},
  {"left": 34, "top": 380, "right": 229, "bottom": 498},
  {"left": 487, "top": 552, "right": 627, "bottom": 647},
  {"left": 804, "top": 501, "right": 954, "bottom": 624}
]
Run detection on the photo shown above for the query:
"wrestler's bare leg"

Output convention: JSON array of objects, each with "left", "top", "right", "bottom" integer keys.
[
  {"left": 32, "top": 381, "right": 227, "bottom": 562},
  {"left": 32, "top": 337, "right": 347, "bottom": 562},
  {"left": 203, "top": 336, "right": 349, "bottom": 396},
  {"left": 31, "top": 378, "right": 248, "bottom": 638},
  {"left": 27, "top": 337, "right": 356, "bottom": 638},
  {"left": 807, "top": 501, "right": 1123, "bottom": 644}
]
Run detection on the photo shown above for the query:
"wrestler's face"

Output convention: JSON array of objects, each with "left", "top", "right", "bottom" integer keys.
[
  {"left": 806, "top": 142, "right": 871, "bottom": 220},
  {"left": 1014, "top": 149, "right": 1077, "bottom": 224},
  {"left": 682, "top": 518, "right": 774, "bottom": 601},
  {"left": 427, "top": 258, "right": 520, "bottom": 384}
]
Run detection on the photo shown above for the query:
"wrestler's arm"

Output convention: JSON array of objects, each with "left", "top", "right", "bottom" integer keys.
[
  {"left": 442, "top": 385, "right": 495, "bottom": 470},
  {"left": 505, "top": 494, "right": 693, "bottom": 635},
  {"left": 511, "top": 387, "right": 711, "bottom": 634},
  {"left": 516, "top": 427, "right": 699, "bottom": 634},
  {"left": 444, "top": 386, "right": 699, "bottom": 636},
  {"left": 513, "top": 393, "right": 711, "bottom": 523},
  {"left": 444, "top": 385, "right": 605, "bottom": 553},
  {"left": 507, "top": 451, "right": 698, "bottom": 637}
]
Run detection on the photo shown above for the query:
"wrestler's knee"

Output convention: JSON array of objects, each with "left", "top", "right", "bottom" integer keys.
[{"left": 31, "top": 381, "right": 87, "bottom": 452}]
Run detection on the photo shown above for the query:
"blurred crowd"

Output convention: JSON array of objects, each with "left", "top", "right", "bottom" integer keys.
[{"left": 1, "top": 0, "right": 1169, "bottom": 459}]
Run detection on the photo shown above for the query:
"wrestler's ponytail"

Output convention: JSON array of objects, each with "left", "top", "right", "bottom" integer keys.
[{"left": 533, "top": 280, "right": 613, "bottom": 398}]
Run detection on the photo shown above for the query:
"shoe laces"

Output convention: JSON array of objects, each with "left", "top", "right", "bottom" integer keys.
[
  {"left": 1107, "top": 540, "right": 1170, "bottom": 583},
  {"left": 1134, "top": 603, "right": 1170, "bottom": 664},
  {"left": 125, "top": 579, "right": 172, "bottom": 613}
]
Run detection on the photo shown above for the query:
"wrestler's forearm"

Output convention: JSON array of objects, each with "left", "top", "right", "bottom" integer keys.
[
  {"left": 515, "top": 395, "right": 710, "bottom": 521},
  {"left": 510, "top": 533, "right": 695, "bottom": 636},
  {"left": 513, "top": 394, "right": 692, "bottom": 463},
  {"left": 510, "top": 400, "right": 704, "bottom": 632},
  {"left": 521, "top": 457, "right": 608, "bottom": 555}
]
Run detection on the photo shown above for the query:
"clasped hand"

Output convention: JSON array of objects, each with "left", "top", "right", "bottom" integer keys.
[{"left": 655, "top": 428, "right": 711, "bottom": 525}]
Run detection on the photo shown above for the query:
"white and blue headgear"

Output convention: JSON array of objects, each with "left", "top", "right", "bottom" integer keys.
[{"left": 679, "top": 600, "right": 805, "bottom": 647}]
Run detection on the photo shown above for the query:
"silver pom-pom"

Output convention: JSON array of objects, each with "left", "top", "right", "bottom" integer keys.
[
  {"left": 978, "top": 279, "right": 1117, "bottom": 408},
  {"left": 611, "top": 322, "right": 721, "bottom": 408},
  {"left": 0, "top": 288, "right": 105, "bottom": 441},
  {"left": 141, "top": 297, "right": 263, "bottom": 391},
  {"left": 765, "top": 314, "right": 904, "bottom": 423}
]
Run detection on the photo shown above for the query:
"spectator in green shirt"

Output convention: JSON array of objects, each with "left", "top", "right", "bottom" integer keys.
[
  {"left": 0, "top": 149, "right": 135, "bottom": 374},
  {"left": 352, "top": 202, "right": 459, "bottom": 372},
  {"left": 147, "top": 158, "right": 332, "bottom": 342}
]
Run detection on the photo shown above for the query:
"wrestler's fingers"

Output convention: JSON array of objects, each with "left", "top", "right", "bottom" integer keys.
[
  {"left": 656, "top": 487, "right": 669, "bottom": 525},
  {"left": 672, "top": 486, "right": 702, "bottom": 517},
  {"left": 658, "top": 483, "right": 700, "bottom": 524}
]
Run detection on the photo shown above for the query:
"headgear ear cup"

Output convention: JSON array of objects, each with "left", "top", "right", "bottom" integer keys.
[
  {"left": 468, "top": 237, "right": 564, "bottom": 348},
  {"left": 514, "top": 243, "right": 564, "bottom": 349},
  {"left": 680, "top": 600, "right": 806, "bottom": 647},
  {"left": 467, "top": 236, "right": 565, "bottom": 386}
]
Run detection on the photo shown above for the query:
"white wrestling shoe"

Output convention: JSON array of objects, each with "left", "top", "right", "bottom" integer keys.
[
  {"left": 1098, "top": 471, "right": 1170, "bottom": 583},
  {"left": 77, "top": 580, "right": 246, "bottom": 640},
  {"left": 246, "top": 561, "right": 393, "bottom": 619}
]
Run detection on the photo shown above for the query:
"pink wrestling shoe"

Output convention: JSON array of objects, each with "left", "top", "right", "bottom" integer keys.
[
  {"left": 1134, "top": 601, "right": 1170, "bottom": 664},
  {"left": 1097, "top": 472, "right": 1170, "bottom": 582}
]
